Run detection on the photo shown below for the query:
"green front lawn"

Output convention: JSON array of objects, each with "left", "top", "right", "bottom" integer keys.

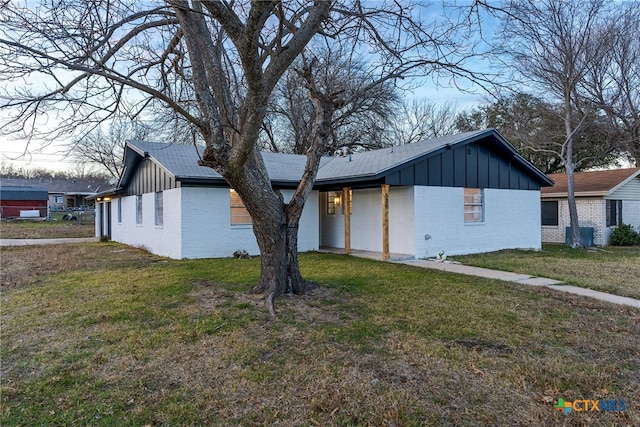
[
  {"left": 1, "top": 243, "right": 638, "bottom": 426},
  {"left": 455, "top": 244, "right": 640, "bottom": 300}
]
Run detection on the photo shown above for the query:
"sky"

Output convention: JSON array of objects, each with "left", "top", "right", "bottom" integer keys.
[{"left": 0, "top": 1, "right": 497, "bottom": 174}]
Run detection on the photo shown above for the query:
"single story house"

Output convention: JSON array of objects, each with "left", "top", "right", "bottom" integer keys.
[
  {"left": 93, "top": 129, "right": 553, "bottom": 260},
  {"left": 541, "top": 168, "right": 640, "bottom": 246},
  {"left": 0, "top": 177, "right": 111, "bottom": 211},
  {"left": 0, "top": 185, "right": 49, "bottom": 219}
]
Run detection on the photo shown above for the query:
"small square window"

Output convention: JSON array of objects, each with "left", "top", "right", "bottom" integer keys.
[{"left": 464, "top": 188, "right": 483, "bottom": 223}]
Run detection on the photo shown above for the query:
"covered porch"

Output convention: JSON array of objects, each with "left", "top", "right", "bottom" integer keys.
[{"left": 319, "top": 184, "right": 410, "bottom": 261}]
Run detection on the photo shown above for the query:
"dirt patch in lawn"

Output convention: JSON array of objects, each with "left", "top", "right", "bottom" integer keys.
[
  {"left": 0, "top": 219, "right": 95, "bottom": 239},
  {"left": 0, "top": 243, "right": 163, "bottom": 289}
]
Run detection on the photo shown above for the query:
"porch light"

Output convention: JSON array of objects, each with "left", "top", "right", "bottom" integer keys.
[{"left": 334, "top": 193, "right": 341, "bottom": 205}]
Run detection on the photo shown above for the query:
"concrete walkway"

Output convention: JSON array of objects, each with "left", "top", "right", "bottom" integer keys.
[
  {"left": 320, "top": 249, "right": 640, "bottom": 309},
  {"left": 399, "top": 259, "right": 640, "bottom": 309},
  {"left": 0, "top": 237, "right": 99, "bottom": 246}
]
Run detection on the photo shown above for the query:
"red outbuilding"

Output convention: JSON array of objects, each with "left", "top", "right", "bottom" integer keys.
[{"left": 0, "top": 185, "right": 49, "bottom": 219}]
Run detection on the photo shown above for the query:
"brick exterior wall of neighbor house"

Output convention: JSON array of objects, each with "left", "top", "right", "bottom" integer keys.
[
  {"left": 541, "top": 198, "right": 608, "bottom": 246},
  {"left": 103, "top": 187, "right": 320, "bottom": 259},
  {"left": 413, "top": 187, "right": 541, "bottom": 258}
]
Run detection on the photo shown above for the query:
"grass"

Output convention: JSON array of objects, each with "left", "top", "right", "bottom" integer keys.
[
  {"left": 1, "top": 243, "right": 639, "bottom": 426},
  {"left": 455, "top": 244, "right": 640, "bottom": 300},
  {"left": 0, "top": 216, "right": 95, "bottom": 239}
]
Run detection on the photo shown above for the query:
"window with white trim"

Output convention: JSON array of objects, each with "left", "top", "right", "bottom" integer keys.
[
  {"left": 117, "top": 198, "right": 122, "bottom": 223},
  {"left": 464, "top": 188, "right": 484, "bottom": 223},
  {"left": 230, "top": 189, "right": 252, "bottom": 225}
]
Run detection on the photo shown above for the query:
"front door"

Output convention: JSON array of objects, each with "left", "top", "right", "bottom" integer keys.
[{"left": 105, "top": 202, "right": 112, "bottom": 237}]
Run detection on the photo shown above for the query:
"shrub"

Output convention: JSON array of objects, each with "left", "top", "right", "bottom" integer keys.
[{"left": 609, "top": 224, "right": 640, "bottom": 246}]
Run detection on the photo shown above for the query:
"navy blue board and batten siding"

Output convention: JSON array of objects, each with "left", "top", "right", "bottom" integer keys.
[{"left": 378, "top": 142, "right": 543, "bottom": 191}]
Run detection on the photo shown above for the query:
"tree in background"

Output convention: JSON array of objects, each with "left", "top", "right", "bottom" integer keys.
[
  {"left": 456, "top": 92, "right": 619, "bottom": 174},
  {"left": 261, "top": 45, "right": 400, "bottom": 156},
  {"left": 492, "top": 0, "right": 623, "bottom": 247},
  {"left": 69, "top": 117, "right": 155, "bottom": 180},
  {"left": 580, "top": 2, "right": 640, "bottom": 165},
  {"left": 386, "top": 98, "right": 460, "bottom": 146}
]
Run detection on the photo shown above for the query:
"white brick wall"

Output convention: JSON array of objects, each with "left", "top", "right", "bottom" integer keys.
[
  {"left": 389, "top": 187, "right": 416, "bottom": 255},
  {"left": 106, "top": 187, "right": 319, "bottom": 259},
  {"left": 413, "top": 187, "right": 541, "bottom": 258},
  {"left": 319, "top": 186, "right": 541, "bottom": 258},
  {"left": 108, "top": 189, "right": 183, "bottom": 258}
]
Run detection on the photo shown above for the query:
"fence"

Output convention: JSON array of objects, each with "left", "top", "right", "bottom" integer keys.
[
  {"left": 0, "top": 204, "right": 48, "bottom": 219},
  {"left": 49, "top": 208, "right": 96, "bottom": 224},
  {"left": 0, "top": 205, "right": 95, "bottom": 223}
]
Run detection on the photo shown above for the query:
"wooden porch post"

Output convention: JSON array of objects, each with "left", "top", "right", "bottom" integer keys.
[
  {"left": 343, "top": 187, "right": 351, "bottom": 255},
  {"left": 382, "top": 184, "right": 390, "bottom": 260}
]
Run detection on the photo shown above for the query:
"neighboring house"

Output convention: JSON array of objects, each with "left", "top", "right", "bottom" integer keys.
[
  {"left": 0, "top": 177, "right": 110, "bottom": 211},
  {"left": 93, "top": 129, "right": 553, "bottom": 260},
  {"left": 541, "top": 168, "right": 640, "bottom": 246},
  {"left": 0, "top": 185, "right": 48, "bottom": 219}
]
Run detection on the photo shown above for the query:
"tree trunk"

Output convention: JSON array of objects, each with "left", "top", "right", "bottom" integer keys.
[
  {"left": 285, "top": 213, "right": 313, "bottom": 295},
  {"left": 564, "top": 104, "right": 583, "bottom": 248},
  {"left": 250, "top": 210, "right": 288, "bottom": 317},
  {"left": 565, "top": 162, "right": 582, "bottom": 248}
]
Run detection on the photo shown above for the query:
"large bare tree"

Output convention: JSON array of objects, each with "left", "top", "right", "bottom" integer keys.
[
  {"left": 580, "top": 2, "right": 640, "bottom": 165},
  {"left": 495, "top": 0, "right": 620, "bottom": 247},
  {"left": 385, "top": 98, "right": 460, "bottom": 146},
  {"left": 1, "top": 0, "right": 492, "bottom": 314},
  {"left": 262, "top": 45, "right": 400, "bottom": 155},
  {"left": 69, "top": 117, "right": 155, "bottom": 179}
]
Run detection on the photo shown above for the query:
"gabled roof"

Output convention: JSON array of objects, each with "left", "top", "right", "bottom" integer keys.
[
  {"left": 119, "top": 128, "right": 553, "bottom": 191},
  {"left": 316, "top": 129, "right": 552, "bottom": 186},
  {"left": 318, "top": 130, "right": 488, "bottom": 180},
  {"left": 541, "top": 168, "right": 640, "bottom": 197},
  {"left": 0, "top": 185, "right": 49, "bottom": 201},
  {"left": 0, "top": 177, "right": 110, "bottom": 195},
  {"left": 121, "top": 140, "right": 330, "bottom": 186}
]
